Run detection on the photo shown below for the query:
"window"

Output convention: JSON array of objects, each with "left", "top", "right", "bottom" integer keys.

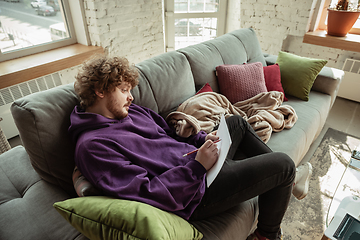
[
  {"left": 312, "top": 0, "right": 360, "bottom": 34},
  {"left": 165, "top": 0, "right": 227, "bottom": 51},
  {"left": 0, "top": 0, "right": 85, "bottom": 62}
]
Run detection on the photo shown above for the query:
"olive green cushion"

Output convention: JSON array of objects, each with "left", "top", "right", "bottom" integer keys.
[
  {"left": 276, "top": 51, "right": 327, "bottom": 101},
  {"left": 53, "top": 196, "right": 203, "bottom": 240}
]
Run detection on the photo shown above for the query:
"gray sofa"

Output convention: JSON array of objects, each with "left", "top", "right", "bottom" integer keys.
[{"left": 0, "top": 28, "right": 344, "bottom": 240}]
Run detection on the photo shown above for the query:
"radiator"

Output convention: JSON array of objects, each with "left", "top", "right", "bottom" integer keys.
[
  {"left": 0, "top": 72, "right": 65, "bottom": 140},
  {"left": 337, "top": 58, "right": 360, "bottom": 103}
]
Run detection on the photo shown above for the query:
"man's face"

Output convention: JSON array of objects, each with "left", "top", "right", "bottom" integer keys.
[{"left": 105, "top": 82, "right": 133, "bottom": 120}]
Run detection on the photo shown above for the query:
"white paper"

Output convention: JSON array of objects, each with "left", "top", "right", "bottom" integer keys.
[{"left": 206, "top": 114, "right": 232, "bottom": 187}]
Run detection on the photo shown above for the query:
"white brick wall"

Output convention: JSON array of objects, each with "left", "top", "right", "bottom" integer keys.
[
  {"left": 83, "top": 0, "right": 165, "bottom": 64},
  {"left": 226, "top": 0, "right": 360, "bottom": 69},
  {"left": 238, "top": 0, "right": 312, "bottom": 54}
]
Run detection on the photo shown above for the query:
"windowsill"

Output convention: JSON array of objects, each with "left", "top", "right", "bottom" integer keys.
[
  {"left": 0, "top": 44, "right": 104, "bottom": 89},
  {"left": 303, "top": 30, "right": 360, "bottom": 52}
]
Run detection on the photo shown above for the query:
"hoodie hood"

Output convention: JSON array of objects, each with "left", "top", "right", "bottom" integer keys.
[{"left": 68, "top": 105, "right": 123, "bottom": 143}]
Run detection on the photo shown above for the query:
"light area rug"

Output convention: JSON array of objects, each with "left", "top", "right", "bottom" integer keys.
[{"left": 281, "top": 128, "right": 360, "bottom": 240}]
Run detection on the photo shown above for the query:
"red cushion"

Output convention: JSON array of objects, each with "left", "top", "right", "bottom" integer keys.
[
  {"left": 196, "top": 83, "right": 213, "bottom": 95},
  {"left": 263, "top": 63, "right": 288, "bottom": 101},
  {"left": 216, "top": 62, "right": 268, "bottom": 104}
]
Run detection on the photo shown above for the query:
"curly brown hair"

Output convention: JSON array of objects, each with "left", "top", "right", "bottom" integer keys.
[{"left": 74, "top": 55, "right": 139, "bottom": 109}]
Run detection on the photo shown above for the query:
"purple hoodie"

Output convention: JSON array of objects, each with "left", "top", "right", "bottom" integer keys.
[{"left": 68, "top": 104, "right": 208, "bottom": 219}]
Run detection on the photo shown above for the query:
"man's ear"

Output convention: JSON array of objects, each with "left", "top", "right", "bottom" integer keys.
[{"left": 95, "top": 89, "right": 105, "bottom": 99}]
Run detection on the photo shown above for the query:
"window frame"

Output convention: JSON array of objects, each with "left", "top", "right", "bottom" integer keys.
[
  {"left": 0, "top": 0, "right": 90, "bottom": 62},
  {"left": 311, "top": 0, "right": 360, "bottom": 34},
  {"left": 164, "top": 0, "right": 227, "bottom": 52}
]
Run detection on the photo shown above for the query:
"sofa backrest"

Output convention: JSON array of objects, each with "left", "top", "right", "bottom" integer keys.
[
  {"left": 178, "top": 28, "right": 266, "bottom": 93},
  {"left": 11, "top": 84, "right": 80, "bottom": 196},
  {"left": 133, "top": 51, "right": 196, "bottom": 118},
  {"left": 132, "top": 27, "right": 266, "bottom": 117},
  {"left": 11, "top": 28, "right": 265, "bottom": 195}
]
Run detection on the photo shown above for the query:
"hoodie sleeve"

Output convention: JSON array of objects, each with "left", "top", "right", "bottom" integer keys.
[{"left": 76, "top": 138, "right": 206, "bottom": 219}]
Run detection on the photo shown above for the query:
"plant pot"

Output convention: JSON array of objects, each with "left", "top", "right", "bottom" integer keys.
[{"left": 327, "top": 9, "right": 360, "bottom": 37}]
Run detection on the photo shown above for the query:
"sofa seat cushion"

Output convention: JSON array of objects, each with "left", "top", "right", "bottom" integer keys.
[
  {"left": 0, "top": 146, "right": 87, "bottom": 240},
  {"left": 267, "top": 91, "right": 332, "bottom": 166},
  {"left": 190, "top": 197, "right": 258, "bottom": 240}
]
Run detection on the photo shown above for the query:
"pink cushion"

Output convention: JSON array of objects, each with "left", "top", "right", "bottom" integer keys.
[
  {"left": 196, "top": 83, "right": 213, "bottom": 95},
  {"left": 263, "top": 63, "right": 288, "bottom": 101},
  {"left": 216, "top": 62, "right": 268, "bottom": 103}
]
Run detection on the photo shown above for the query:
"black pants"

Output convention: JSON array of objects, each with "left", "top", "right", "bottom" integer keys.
[{"left": 190, "top": 115, "right": 295, "bottom": 239}]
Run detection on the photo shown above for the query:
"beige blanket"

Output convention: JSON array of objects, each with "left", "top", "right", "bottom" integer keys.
[{"left": 166, "top": 91, "right": 297, "bottom": 143}]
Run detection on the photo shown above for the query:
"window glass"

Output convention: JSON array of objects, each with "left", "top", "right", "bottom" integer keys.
[
  {"left": 0, "top": 0, "right": 70, "bottom": 54},
  {"left": 175, "top": 17, "right": 217, "bottom": 49},
  {"left": 354, "top": 20, "right": 360, "bottom": 28},
  {"left": 204, "top": 0, "right": 219, "bottom": 12},
  {"left": 329, "top": 0, "right": 359, "bottom": 9},
  {"left": 175, "top": 0, "right": 219, "bottom": 13},
  {"left": 189, "top": 0, "right": 203, "bottom": 12},
  {"left": 166, "top": 0, "right": 225, "bottom": 51},
  {"left": 174, "top": 0, "right": 188, "bottom": 12},
  {"left": 326, "top": 0, "right": 360, "bottom": 28}
]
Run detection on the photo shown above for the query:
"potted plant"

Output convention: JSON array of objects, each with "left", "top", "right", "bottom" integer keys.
[{"left": 327, "top": 0, "right": 360, "bottom": 37}]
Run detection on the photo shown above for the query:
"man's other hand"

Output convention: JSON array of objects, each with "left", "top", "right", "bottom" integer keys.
[{"left": 205, "top": 130, "right": 219, "bottom": 142}]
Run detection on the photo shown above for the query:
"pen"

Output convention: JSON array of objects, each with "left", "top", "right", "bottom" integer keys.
[{"left": 182, "top": 139, "right": 221, "bottom": 157}]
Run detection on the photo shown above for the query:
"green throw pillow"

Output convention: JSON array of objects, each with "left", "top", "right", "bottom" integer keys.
[
  {"left": 53, "top": 196, "right": 203, "bottom": 240},
  {"left": 276, "top": 51, "right": 327, "bottom": 101}
]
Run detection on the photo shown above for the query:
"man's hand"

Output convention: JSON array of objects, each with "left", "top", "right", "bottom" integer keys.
[
  {"left": 195, "top": 139, "right": 219, "bottom": 171},
  {"left": 205, "top": 130, "right": 219, "bottom": 142}
]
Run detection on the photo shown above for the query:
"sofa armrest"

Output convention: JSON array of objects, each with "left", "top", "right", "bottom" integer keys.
[
  {"left": 311, "top": 67, "right": 344, "bottom": 107},
  {"left": 312, "top": 67, "right": 344, "bottom": 96}
]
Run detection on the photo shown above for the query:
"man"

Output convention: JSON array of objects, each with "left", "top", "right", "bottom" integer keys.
[{"left": 69, "top": 55, "right": 297, "bottom": 240}]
